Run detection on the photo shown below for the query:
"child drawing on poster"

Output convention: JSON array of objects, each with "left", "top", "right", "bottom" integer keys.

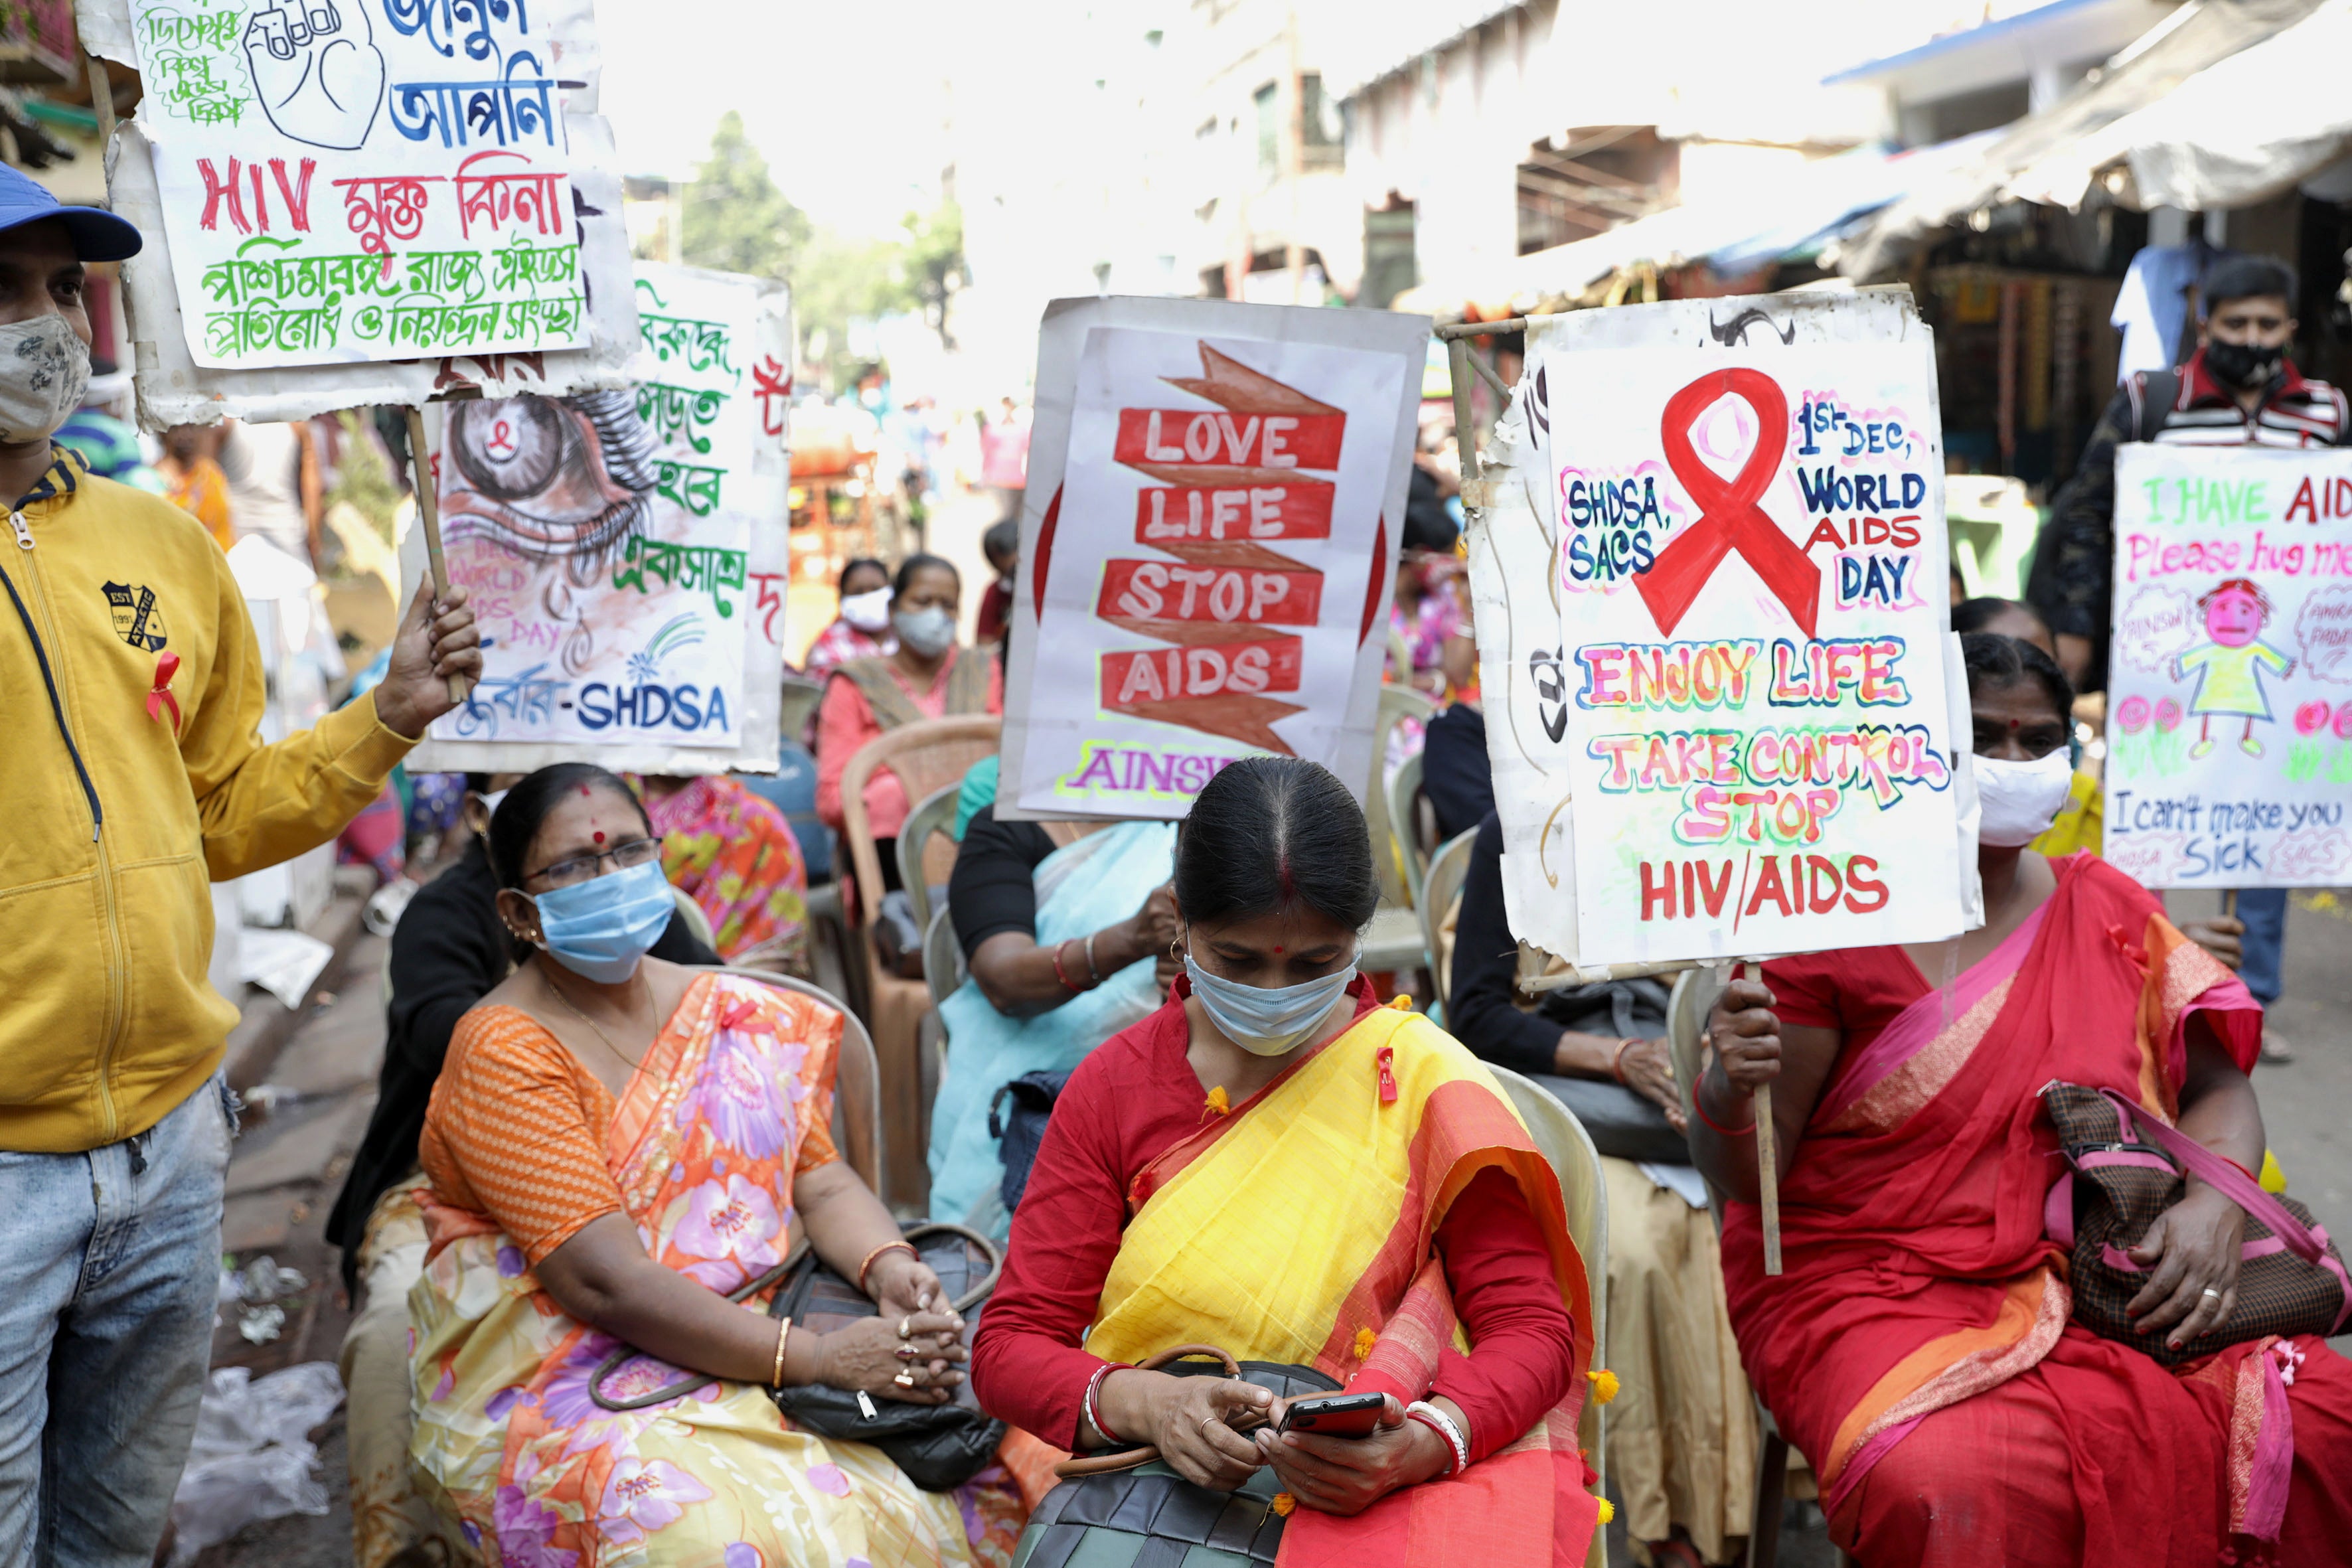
[{"left": 2173, "top": 578, "right": 2297, "bottom": 759}]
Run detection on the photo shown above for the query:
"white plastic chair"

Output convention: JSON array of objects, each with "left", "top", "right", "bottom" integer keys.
[{"left": 1483, "top": 1061, "right": 1610, "bottom": 1568}]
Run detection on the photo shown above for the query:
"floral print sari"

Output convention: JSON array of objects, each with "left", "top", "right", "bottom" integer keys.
[{"left": 408, "top": 973, "right": 1023, "bottom": 1567}]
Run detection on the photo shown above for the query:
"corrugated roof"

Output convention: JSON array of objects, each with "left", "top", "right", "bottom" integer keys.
[
  {"left": 1835, "top": 0, "right": 2327, "bottom": 277},
  {"left": 1391, "top": 133, "right": 1996, "bottom": 321}
]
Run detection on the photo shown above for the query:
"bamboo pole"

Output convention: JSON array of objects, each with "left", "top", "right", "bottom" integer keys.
[
  {"left": 404, "top": 406, "right": 471, "bottom": 707},
  {"left": 82, "top": 52, "right": 115, "bottom": 151},
  {"left": 1751, "top": 956, "right": 1783, "bottom": 1276}
]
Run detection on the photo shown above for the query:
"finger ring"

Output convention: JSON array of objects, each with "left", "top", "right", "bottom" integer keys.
[
  {"left": 893, "top": 1370, "right": 917, "bottom": 1388},
  {"left": 1200, "top": 1414, "right": 1221, "bottom": 1437},
  {"left": 2202, "top": 1287, "right": 2223, "bottom": 1300},
  {"left": 898, "top": 1316, "right": 912, "bottom": 1339}
]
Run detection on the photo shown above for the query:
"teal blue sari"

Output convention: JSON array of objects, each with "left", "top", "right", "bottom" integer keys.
[{"left": 927, "top": 819, "right": 1174, "bottom": 1225}]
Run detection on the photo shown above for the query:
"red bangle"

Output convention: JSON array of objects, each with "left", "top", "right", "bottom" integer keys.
[
  {"left": 1082, "top": 1362, "right": 1127, "bottom": 1447},
  {"left": 1692, "top": 1081, "right": 1757, "bottom": 1138},
  {"left": 1611, "top": 1038, "right": 1640, "bottom": 1085},
  {"left": 1051, "top": 940, "right": 1083, "bottom": 993}
]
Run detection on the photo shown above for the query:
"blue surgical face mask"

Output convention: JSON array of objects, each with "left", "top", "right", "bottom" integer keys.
[
  {"left": 1184, "top": 947, "right": 1358, "bottom": 1058},
  {"left": 528, "top": 858, "right": 675, "bottom": 983}
]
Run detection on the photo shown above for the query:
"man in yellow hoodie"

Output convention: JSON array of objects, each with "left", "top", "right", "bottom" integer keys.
[{"left": 0, "top": 163, "right": 481, "bottom": 1565}]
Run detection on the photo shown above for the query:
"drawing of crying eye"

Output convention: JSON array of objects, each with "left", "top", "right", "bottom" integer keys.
[{"left": 441, "top": 390, "right": 662, "bottom": 572}]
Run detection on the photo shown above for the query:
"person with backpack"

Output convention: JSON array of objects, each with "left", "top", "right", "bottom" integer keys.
[{"left": 2029, "top": 254, "right": 2345, "bottom": 1059}]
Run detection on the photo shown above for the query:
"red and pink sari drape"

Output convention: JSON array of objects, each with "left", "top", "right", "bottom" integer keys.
[{"left": 1728, "top": 853, "right": 2352, "bottom": 1566}]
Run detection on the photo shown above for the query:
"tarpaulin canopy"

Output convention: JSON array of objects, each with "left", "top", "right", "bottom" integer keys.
[
  {"left": 1392, "top": 133, "right": 1996, "bottom": 322},
  {"left": 1836, "top": 0, "right": 2332, "bottom": 279},
  {"left": 2013, "top": 0, "right": 2352, "bottom": 210}
]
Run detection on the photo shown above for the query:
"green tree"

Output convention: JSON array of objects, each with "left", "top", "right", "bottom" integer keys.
[
  {"left": 900, "top": 200, "right": 965, "bottom": 350},
  {"left": 678, "top": 118, "right": 967, "bottom": 390},
  {"left": 679, "top": 111, "right": 809, "bottom": 281}
]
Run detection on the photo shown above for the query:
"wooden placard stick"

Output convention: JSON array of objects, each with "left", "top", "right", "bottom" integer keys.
[
  {"left": 2223, "top": 889, "right": 2238, "bottom": 921},
  {"left": 1745, "top": 959, "right": 1783, "bottom": 1276},
  {"left": 404, "top": 406, "right": 471, "bottom": 707}
]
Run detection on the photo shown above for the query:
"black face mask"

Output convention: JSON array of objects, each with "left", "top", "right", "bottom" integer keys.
[{"left": 2205, "top": 337, "right": 2285, "bottom": 390}]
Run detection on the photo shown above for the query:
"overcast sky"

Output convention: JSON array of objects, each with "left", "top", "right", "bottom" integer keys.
[{"left": 592, "top": 0, "right": 956, "bottom": 234}]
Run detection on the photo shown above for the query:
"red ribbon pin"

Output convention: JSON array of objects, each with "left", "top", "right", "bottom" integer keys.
[
  {"left": 1634, "top": 367, "right": 1820, "bottom": 639},
  {"left": 146, "top": 650, "right": 181, "bottom": 732}
]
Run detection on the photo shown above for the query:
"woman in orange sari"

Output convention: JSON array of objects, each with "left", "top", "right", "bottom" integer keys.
[
  {"left": 406, "top": 763, "right": 1026, "bottom": 1565},
  {"left": 973, "top": 757, "right": 1601, "bottom": 1565},
  {"left": 1694, "top": 633, "right": 2352, "bottom": 1565}
]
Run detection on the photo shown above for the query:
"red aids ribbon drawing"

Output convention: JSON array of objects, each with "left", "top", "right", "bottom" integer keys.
[
  {"left": 147, "top": 650, "right": 182, "bottom": 732},
  {"left": 1635, "top": 367, "right": 1820, "bottom": 639}
]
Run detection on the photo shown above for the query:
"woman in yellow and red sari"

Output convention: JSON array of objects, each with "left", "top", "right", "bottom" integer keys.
[
  {"left": 406, "top": 763, "right": 1026, "bottom": 1566},
  {"left": 1695, "top": 633, "right": 2352, "bottom": 1565},
  {"left": 973, "top": 757, "right": 1601, "bottom": 1565}
]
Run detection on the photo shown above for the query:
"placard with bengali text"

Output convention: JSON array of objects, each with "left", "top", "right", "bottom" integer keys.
[
  {"left": 124, "top": 0, "right": 616, "bottom": 369},
  {"left": 410, "top": 263, "right": 791, "bottom": 772}
]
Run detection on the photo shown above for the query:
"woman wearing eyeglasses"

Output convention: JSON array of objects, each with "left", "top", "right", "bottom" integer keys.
[{"left": 404, "top": 763, "right": 1028, "bottom": 1566}]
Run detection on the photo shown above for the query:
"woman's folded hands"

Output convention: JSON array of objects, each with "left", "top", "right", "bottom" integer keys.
[{"left": 813, "top": 1310, "right": 967, "bottom": 1405}]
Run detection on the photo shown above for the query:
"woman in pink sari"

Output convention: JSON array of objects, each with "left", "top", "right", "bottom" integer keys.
[{"left": 1692, "top": 633, "right": 2352, "bottom": 1566}]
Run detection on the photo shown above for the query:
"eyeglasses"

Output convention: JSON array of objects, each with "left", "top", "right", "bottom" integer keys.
[{"left": 522, "top": 836, "right": 664, "bottom": 890}]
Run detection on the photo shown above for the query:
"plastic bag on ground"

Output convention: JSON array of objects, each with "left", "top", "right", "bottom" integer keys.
[{"left": 169, "top": 1362, "right": 346, "bottom": 1564}]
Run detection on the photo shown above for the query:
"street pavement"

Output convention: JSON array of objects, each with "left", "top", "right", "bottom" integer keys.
[{"left": 195, "top": 888, "right": 2352, "bottom": 1565}]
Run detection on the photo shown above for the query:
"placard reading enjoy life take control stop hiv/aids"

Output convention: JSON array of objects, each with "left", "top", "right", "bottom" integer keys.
[{"left": 1541, "top": 339, "right": 1972, "bottom": 966}]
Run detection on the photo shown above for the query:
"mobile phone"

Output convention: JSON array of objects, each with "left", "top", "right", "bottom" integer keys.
[{"left": 1277, "top": 1391, "right": 1387, "bottom": 1439}]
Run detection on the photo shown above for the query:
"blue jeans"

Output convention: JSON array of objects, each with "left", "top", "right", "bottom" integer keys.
[
  {"left": 0, "top": 1075, "right": 233, "bottom": 1565},
  {"left": 2237, "top": 887, "right": 2287, "bottom": 1006}
]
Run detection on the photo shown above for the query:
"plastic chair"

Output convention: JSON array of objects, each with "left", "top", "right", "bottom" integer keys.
[
  {"left": 1419, "top": 828, "right": 1478, "bottom": 1015},
  {"left": 670, "top": 886, "right": 716, "bottom": 953},
  {"left": 840, "top": 714, "right": 1002, "bottom": 1210},
  {"left": 1366, "top": 684, "right": 1440, "bottom": 908},
  {"left": 896, "top": 783, "right": 963, "bottom": 935},
  {"left": 1387, "top": 750, "right": 1432, "bottom": 907},
  {"left": 1483, "top": 1061, "right": 1611, "bottom": 1568},
  {"left": 715, "top": 967, "right": 884, "bottom": 1195},
  {"left": 777, "top": 674, "right": 825, "bottom": 742},
  {"left": 736, "top": 739, "right": 832, "bottom": 883},
  {"left": 1666, "top": 969, "right": 1842, "bottom": 1568},
  {"left": 922, "top": 902, "right": 966, "bottom": 1012}
]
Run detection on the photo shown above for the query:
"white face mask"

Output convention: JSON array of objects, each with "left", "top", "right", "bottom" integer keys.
[
  {"left": 839, "top": 586, "right": 893, "bottom": 633},
  {"left": 893, "top": 605, "right": 958, "bottom": 658},
  {"left": 0, "top": 315, "right": 88, "bottom": 445},
  {"left": 1974, "top": 748, "right": 2075, "bottom": 848}
]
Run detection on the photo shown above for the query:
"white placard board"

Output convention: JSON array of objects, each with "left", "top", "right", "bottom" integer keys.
[
  {"left": 2102, "top": 443, "right": 2352, "bottom": 889},
  {"left": 402, "top": 262, "right": 790, "bottom": 775},
  {"left": 81, "top": 0, "right": 638, "bottom": 425},
  {"left": 1470, "top": 289, "right": 1981, "bottom": 967},
  {"left": 996, "top": 296, "right": 1427, "bottom": 821}
]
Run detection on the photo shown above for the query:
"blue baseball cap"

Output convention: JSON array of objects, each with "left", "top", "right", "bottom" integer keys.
[{"left": 0, "top": 161, "right": 139, "bottom": 262}]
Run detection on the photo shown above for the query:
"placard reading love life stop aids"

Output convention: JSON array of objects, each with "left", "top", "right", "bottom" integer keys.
[
  {"left": 1539, "top": 335, "right": 1972, "bottom": 965},
  {"left": 997, "top": 297, "right": 1426, "bottom": 822}
]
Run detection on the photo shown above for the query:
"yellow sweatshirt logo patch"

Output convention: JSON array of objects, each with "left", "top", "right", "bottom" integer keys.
[{"left": 102, "top": 581, "right": 167, "bottom": 652}]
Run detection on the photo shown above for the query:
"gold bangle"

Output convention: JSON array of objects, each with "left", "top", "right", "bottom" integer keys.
[
  {"left": 856, "top": 1240, "right": 917, "bottom": 1295},
  {"left": 771, "top": 1316, "right": 791, "bottom": 1387}
]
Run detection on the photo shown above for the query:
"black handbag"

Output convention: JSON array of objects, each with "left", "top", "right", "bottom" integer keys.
[
  {"left": 590, "top": 1223, "right": 1006, "bottom": 1492},
  {"left": 988, "top": 1068, "right": 1071, "bottom": 1212},
  {"left": 1013, "top": 1347, "right": 1338, "bottom": 1568}
]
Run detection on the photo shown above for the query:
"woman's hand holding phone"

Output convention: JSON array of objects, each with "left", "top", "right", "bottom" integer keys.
[{"left": 1254, "top": 1391, "right": 1452, "bottom": 1515}]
